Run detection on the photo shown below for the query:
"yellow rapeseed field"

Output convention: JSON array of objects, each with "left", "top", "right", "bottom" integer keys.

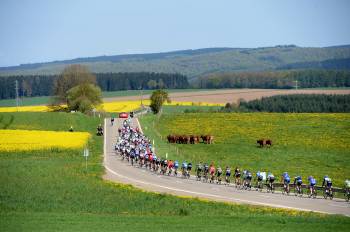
[
  {"left": 0, "top": 129, "right": 90, "bottom": 151},
  {"left": 0, "top": 101, "right": 224, "bottom": 113}
]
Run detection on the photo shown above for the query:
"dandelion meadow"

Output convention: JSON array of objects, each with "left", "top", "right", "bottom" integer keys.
[{"left": 141, "top": 113, "right": 350, "bottom": 187}]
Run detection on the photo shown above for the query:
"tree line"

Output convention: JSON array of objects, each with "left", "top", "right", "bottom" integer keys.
[
  {"left": 196, "top": 70, "right": 350, "bottom": 89},
  {"left": 222, "top": 94, "right": 350, "bottom": 113},
  {"left": 0, "top": 72, "right": 189, "bottom": 99}
]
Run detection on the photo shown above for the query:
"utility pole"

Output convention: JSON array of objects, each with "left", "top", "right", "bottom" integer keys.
[
  {"left": 15, "top": 80, "right": 19, "bottom": 110},
  {"left": 293, "top": 80, "right": 299, "bottom": 90}
]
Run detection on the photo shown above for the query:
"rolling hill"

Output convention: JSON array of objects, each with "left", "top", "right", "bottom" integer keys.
[{"left": 1, "top": 45, "right": 350, "bottom": 81}]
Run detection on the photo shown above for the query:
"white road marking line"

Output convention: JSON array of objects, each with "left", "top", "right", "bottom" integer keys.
[{"left": 328, "top": 203, "right": 349, "bottom": 208}]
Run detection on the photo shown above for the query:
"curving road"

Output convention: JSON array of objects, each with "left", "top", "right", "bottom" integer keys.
[{"left": 103, "top": 118, "right": 350, "bottom": 217}]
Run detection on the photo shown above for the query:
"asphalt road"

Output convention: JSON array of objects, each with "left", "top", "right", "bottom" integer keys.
[{"left": 103, "top": 118, "right": 350, "bottom": 217}]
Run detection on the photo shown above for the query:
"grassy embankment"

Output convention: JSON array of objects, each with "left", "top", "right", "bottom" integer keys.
[
  {"left": 1, "top": 112, "right": 349, "bottom": 231},
  {"left": 140, "top": 113, "right": 350, "bottom": 189}
]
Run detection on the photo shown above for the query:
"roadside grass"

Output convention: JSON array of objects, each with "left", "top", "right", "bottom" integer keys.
[
  {"left": 139, "top": 113, "right": 350, "bottom": 189},
  {"left": 1, "top": 112, "right": 349, "bottom": 231}
]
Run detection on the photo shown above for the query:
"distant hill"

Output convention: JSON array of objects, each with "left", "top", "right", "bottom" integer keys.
[{"left": 1, "top": 45, "right": 350, "bottom": 81}]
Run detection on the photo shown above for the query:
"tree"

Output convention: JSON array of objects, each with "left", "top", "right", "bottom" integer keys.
[
  {"left": 147, "top": 79, "right": 157, "bottom": 89},
  {"left": 149, "top": 90, "right": 170, "bottom": 114},
  {"left": 67, "top": 83, "right": 102, "bottom": 113},
  {"left": 53, "top": 64, "right": 96, "bottom": 104}
]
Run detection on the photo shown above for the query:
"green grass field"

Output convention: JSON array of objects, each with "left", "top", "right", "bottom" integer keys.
[
  {"left": 1, "top": 112, "right": 349, "bottom": 231},
  {"left": 140, "top": 113, "right": 350, "bottom": 188}
]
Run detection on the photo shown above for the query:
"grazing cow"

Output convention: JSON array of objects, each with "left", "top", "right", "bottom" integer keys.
[
  {"left": 257, "top": 139, "right": 272, "bottom": 148},
  {"left": 167, "top": 135, "right": 176, "bottom": 143},
  {"left": 194, "top": 136, "right": 200, "bottom": 144},
  {"left": 265, "top": 139, "right": 272, "bottom": 147},
  {"left": 257, "top": 139, "right": 265, "bottom": 148}
]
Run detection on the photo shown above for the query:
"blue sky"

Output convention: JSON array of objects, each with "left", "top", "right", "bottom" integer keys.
[{"left": 0, "top": 0, "right": 349, "bottom": 67}]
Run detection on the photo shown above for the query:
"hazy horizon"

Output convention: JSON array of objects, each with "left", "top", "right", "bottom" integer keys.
[{"left": 1, "top": 0, "right": 350, "bottom": 67}]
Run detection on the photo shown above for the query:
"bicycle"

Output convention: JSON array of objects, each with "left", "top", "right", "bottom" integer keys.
[
  {"left": 256, "top": 179, "right": 263, "bottom": 192},
  {"left": 294, "top": 184, "right": 303, "bottom": 197},
  {"left": 282, "top": 183, "right": 290, "bottom": 195},
  {"left": 345, "top": 188, "right": 350, "bottom": 202},
  {"left": 266, "top": 181, "right": 275, "bottom": 193},
  {"left": 323, "top": 187, "right": 333, "bottom": 200},
  {"left": 307, "top": 185, "right": 317, "bottom": 198}
]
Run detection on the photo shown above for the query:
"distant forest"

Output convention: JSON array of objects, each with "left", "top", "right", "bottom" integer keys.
[
  {"left": 236, "top": 94, "right": 350, "bottom": 113},
  {"left": 0, "top": 72, "right": 189, "bottom": 99},
  {"left": 196, "top": 70, "right": 350, "bottom": 89}
]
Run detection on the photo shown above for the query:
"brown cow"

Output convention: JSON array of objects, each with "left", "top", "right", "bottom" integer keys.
[
  {"left": 257, "top": 138, "right": 272, "bottom": 148},
  {"left": 265, "top": 139, "right": 272, "bottom": 147}
]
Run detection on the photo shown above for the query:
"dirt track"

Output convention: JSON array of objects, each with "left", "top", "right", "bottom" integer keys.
[{"left": 103, "top": 89, "right": 350, "bottom": 104}]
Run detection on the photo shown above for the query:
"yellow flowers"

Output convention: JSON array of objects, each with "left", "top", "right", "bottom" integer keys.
[
  {"left": 0, "top": 101, "right": 224, "bottom": 113},
  {"left": 0, "top": 105, "right": 52, "bottom": 112},
  {"left": 0, "top": 129, "right": 90, "bottom": 151},
  {"left": 102, "top": 100, "right": 151, "bottom": 113},
  {"left": 159, "top": 113, "right": 350, "bottom": 150}
]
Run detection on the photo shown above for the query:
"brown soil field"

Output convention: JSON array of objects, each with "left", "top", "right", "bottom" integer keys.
[{"left": 103, "top": 89, "right": 350, "bottom": 104}]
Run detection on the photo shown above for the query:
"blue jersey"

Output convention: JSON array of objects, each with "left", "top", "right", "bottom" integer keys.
[
  {"left": 309, "top": 178, "right": 316, "bottom": 186},
  {"left": 174, "top": 161, "right": 179, "bottom": 168},
  {"left": 182, "top": 162, "right": 188, "bottom": 169}
]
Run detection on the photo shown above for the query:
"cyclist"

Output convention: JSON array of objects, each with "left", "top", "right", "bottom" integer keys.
[
  {"left": 266, "top": 172, "right": 275, "bottom": 193},
  {"left": 234, "top": 167, "right": 241, "bottom": 187},
  {"left": 209, "top": 164, "right": 216, "bottom": 183},
  {"left": 187, "top": 162, "right": 193, "bottom": 178},
  {"left": 174, "top": 160, "right": 179, "bottom": 176},
  {"left": 203, "top": 163, "right": 209, "bottom": 182},
  {"left": 152, "top": 155, "right": 157, "bottom": 171},
  {"left": 256, "top": 171, "right": 264, "bottom": 191},
  {"left": 155, "top": 157, "right": 161, "bottom": 172},
  {"left": 244, "top": 170, "right": 252, "bottom": 190},
  {"left": 111, "top": 117, "right": 115, "bottom": 126},
  {"left": 307, "top": 176, "right": 317, "bottom": 198},
  {"left": 225, "top": 166, "right": 231, "bottom": 185},
  {"left": 167, "top": 160, "right": 174, "bottom": 175},
  {"left": 281, "top": 172, "right": 291, "bottom": 194},
  {"left": 344, "top": 179, "right": 350, "bottom": 202},
  {"left": 294, "top": 176, "right": 303, "bottom": 196},
  {"left": 162, "top": 159, "right": 168, "bottom": 175},
  {"left": 322, "top": 175, "right": 333, "bottom": 199},
  {"left": 182, "top": 161, "right": 188, "bottom": 178},
  {"left": 216, "top": 166, "right": 223, "bottom": 184},
  {"left": 196, "top": 162, "right": 203, "bottom": 181}
]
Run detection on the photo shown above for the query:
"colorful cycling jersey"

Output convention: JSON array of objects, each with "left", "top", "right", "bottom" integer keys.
[
  {"left": 174, "top": 161, "right": 179, "bottom": 168},
  {"left": 284, "top": 176, "right": 291, "bottom": 183},
  {"left": 295, "top": 176, "right": 303, "bottom": 185},
  {"left": 197, "top": 164, "right": 203, "bottom": 171},
  {"left": 309, "top": 178, "right": 316, "bottom": 186},
  {"left": 182, "top": 162, "right": 188, "bottom": 169},
  {"left": 188, "top": 163, "right": 192, "bottom": 169},
  {"left": 217, "top": 168, "right": 222, "bottom": 174},
  {"left": 209, "top": 166, "right": 215, "bottom": 174},
  {"left": 164, "top": 160, "right": 168, "bottom": 165},
  {"left": 324, "top": 177, "right": 332, "bottom": 187},
  {"left": 226, "top": 169, "right": 231, "bottom": 176}
]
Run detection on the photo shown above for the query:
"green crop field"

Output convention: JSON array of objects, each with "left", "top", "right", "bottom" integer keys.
[
  {"left": 140, "top": 113, "right": 350, "bottom": 188},
  {"left": 1, "top": 112, "right": 349, "bottom": 231}
]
